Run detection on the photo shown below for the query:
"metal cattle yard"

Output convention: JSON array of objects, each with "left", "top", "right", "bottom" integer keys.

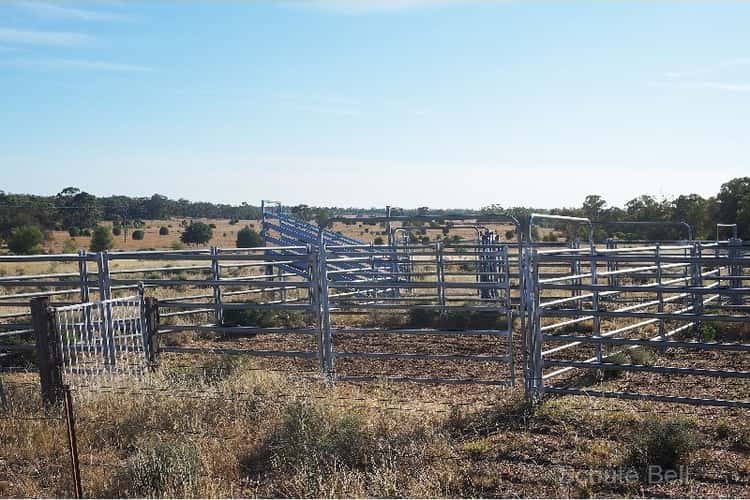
[{"left": 0, "top": 204, "right": 748, "bottom": 409}]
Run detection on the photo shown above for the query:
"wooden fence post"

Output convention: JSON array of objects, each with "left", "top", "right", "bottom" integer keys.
[
  {"left": 30, "top": 297, "right": 63, "bottom": 404},
  {"left": 143, "top": 297, "right": 161, "bottom": 370}
]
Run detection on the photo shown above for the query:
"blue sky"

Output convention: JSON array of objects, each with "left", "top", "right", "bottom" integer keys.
[{"left": 1, "top": 1, "right": 748, "bottom": 209}]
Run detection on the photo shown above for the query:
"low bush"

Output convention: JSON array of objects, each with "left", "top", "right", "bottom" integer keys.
[
  {"left": 62, "top": 239, "right": 78, "bottom": 253},
  {"left": 7, "top": 225, "right": 44, "bottom": 255},
  {"left": 242, "top": 400, "right": 435, "bottom": 496},
  {"left": 629, "top": 347, "right": 656, "bottom": 366},
  {"left": 599, "top": 351, "right": 629, "bottom": 380},
  {"left": 222, "top": 303, "right": 305, "bottom": 329},
  {"left": 408, "top": 309, "right": 508, "bottom": 330},
  {"left": 90, "top": 226, "right": 114, "bottom": 252},
  {"left": 626, "top": 417, "right": 698, "bottom": 480},
  {"left": 132, "top": 230, "right": 145, "bottom": 240},
  {"left": 117, "top": 441, "right": 202, "bottom": 497},
  {"left": 159, "top": 226, "right": 169, "bottom": 236},
  {"left": 236, "top": 226, "right": 262, "bottom": 248},
  {"left": 68, "top": 227, "right": 81, "bottom": 237}
]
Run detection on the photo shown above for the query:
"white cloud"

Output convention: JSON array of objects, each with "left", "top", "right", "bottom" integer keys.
[
  {"left": 9, "top": 1, "right": 127, "bottom": 21},
  {"left": 4, "top": 57, "right": 152, "bottom": 72},
  {"left": 0, "top": 27, "right": 94, "bottom": 46}
]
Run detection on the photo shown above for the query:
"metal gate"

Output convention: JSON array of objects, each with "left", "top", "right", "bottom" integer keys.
[
  {"left": 319, "top": 241, "right": 515, "bottom": 385},
  {"left": 523, "top": 238, "right": 750, "bottom": 407},
  {"left": 53, "top": 294, "right": 150, "bottom": 388}
]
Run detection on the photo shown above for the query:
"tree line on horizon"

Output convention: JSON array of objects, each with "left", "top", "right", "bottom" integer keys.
[{"left": 0, "top": 177, "right": 748, "bottom": 252}]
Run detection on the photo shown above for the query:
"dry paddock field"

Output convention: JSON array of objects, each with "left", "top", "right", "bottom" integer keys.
[{"left": 1, "top": 221, "right": 749, "bottom": 497}]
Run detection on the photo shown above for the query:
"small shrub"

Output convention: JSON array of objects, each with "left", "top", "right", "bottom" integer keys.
[
  {"left": 131, "top": 230, "right": 145, "bottom": 240},
  {"left": 118, "top": 441, "right": 202, "bottom": 497},
  {"left": 165, "top": 357, "right": 243, "bottom": 386},
  {"left": 699, "top": 323, "right": 717, "bottom": 342},
  {"left": 373, "top": 236, "right": 384, "bottom": 245},
  {"left": 627, "top": 417, "right": 698, "bottom": 480},
  {"left": 90, "top": 226, "right": 114, "bottom": 252},
  {"left": 68, "top": 227, "right": 81, "bottom": 237},
  {"left": 245, "top": 402, "right": 374, "bottom": 473},
  {"left": 112, "top": 225, "right": 122, "bottom": 236},
  {"left": 629, "top": 347, "right": 656, "bottom": 366},
  {"left": 715, "top": 420, "right": 732, "bottom": 440},
  {"left": 81, "top": 228, "right": 92, "bottom": 237},
  {"left": 181, "top": 222, "right": 213, "bottom": 246},
  {"left": 222, "top": 303, "right": 305, "bottom": 328},
  {"left": 170, "top": 241, "right": 185, "bottom": 250},
  {"left": 236, "top": 226, "right": 262, "bottom": 248},
  {"left": 599, "top": 351, "right": 629, "bottom": 380},
  {"left": 7, "top": 225, "right": 44, "bottom": 255},
  {"left": 62, "top": 239, "right": 78, "bottom": 253},
  {"left": 463, "top": 439, "right": 493, "bottom": 460},
  {"left": 407, "top": 309, "right": 507, "bottom": 330},
  {"left": 159, "top": 226, "right": 169, "bottom": 236}
]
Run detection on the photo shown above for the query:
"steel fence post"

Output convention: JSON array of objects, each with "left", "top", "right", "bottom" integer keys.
[
  {"left": 730, "top": 238, "right": 743, "bottom": 306},
  {"left": 691, "top": 243, "right": 704, "bottom": 337},
  {"left": 590, "top": 249, "right": 602, "bottom": 362},
  {"left": 317, "top": 242, "right": 333, "bottom": 381},
  {"left": 656, "top": 244, "right": 665, "bottom": 340},
  {"left": 63, "top": 385, "right": 83, "bottom": 499},
  {"left": 210, "top": 247, "right": 223, "bottom": 326}
]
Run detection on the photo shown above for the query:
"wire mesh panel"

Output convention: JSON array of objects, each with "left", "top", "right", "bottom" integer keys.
[{"left": 54, "top": 295, "right": 148, "bottom": 388}]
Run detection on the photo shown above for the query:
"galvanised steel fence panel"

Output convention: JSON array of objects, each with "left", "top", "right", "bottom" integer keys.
[
  {"left": 523, "top": 239, "right": 750, "bottom": 408},
  {"left": 117, "top": 247, "right": 324, "bottom": 364},
  {"left": 320, "top": 241, "right": 515, "bottom": 386}
]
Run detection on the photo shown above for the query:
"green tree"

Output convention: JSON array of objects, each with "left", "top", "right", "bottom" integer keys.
[
  {"left": 159, "top": 226, "right": 169, "bottom": 236},
  {"left": 672, "top": 194, "right": 709, "bottom": 239},
  {"left": 236, "top": 226, "right": 262, "bottom": 248},
  {"left": 582, "top": 195, "right": 607, "bottom": 220},
  {"left": 145, "top": 194, "right": 169, "bottom": 219},
  {"left": 7, "top": 225, "right": 44, "bottom": 254},
  {"left": 180, "top": 222, "right": 213, "bottom": 246},
  {"left": 56, "top": 187, "right": 101, "bottom": 230},
  {"left": 717, "top": 177, "right": 750, "bottom": 238},
  {"left": 90, "top": 226, "right": 114, "bottom": 252}
]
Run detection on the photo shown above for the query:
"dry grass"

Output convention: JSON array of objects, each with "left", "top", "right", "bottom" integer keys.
[{"left": 2, "top": 354, "right": 750, "bottom": 498}]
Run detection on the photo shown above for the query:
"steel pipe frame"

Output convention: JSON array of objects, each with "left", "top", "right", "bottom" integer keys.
[{"left": 526, "top": 240, "right": 749, "bottom": 407}]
